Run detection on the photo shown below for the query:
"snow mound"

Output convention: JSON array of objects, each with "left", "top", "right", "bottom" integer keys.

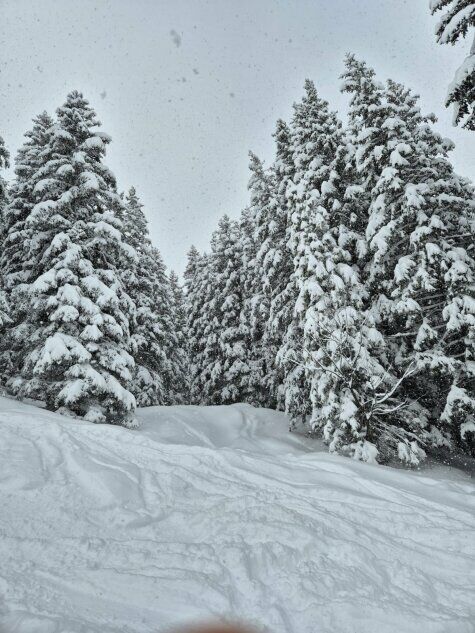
[{"left": 0, "top": 397, "right": 474, "bottom": 633}]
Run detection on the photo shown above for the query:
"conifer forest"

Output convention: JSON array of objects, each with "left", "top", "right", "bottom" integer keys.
[{"left": 0, "top": 2, "right": 474, "bottom": 632}]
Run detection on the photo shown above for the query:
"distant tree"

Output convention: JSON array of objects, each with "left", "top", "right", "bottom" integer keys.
[
  {"left": 168, "top": 269, "right": 189, "bottom": 403},
  {"left": 120, "top": 187, "right": 172, "bottom": 407},
  {"left": 184, "top": 246, "right": 214, "bottom": 404},
  {"left": 184, "top": 245, "right": 201, "bottom": 285},
  {"left": 430, "top": 0, "right": 475, "bottom": 129},
  {"left": 264, "top": 120, "right": 296, "bottom": 410},
  {"left": 239, "top": 153, "right": 270, "bottom": 407},
  {"left": 148, "top": 247, "right": 183, "bottom": 406},
  {"left": 207, "top": 215, "right": 249, "bottom": 404}
]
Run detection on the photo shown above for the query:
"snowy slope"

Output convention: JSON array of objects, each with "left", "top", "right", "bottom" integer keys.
[{"left": 0, "top": 398, "right": 474, "bottom": 633}]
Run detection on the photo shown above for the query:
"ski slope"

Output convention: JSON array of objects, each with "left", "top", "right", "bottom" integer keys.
[{"left": 0, "top": 397, "right": 474, "bottom": 633}]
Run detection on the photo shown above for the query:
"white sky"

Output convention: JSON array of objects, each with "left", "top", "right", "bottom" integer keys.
[{"left": 1, "top": 0, "right": 474, "bottom": 276}]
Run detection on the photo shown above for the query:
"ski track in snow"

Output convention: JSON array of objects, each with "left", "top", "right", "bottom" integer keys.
[{"left": 0, "top": 397, "right": 474, "bottom": 633}]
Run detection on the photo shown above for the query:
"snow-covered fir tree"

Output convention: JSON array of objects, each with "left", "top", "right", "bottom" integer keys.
[
  {"left": 430, "top": 0, "right": 475, "bottom": 129},
  {"left": 9, "top": 92, "right": 137, "bottom": 426},
  {"left": 0, "top": 113, "right": 55, "bottom": 383},
  {"left": 1, "top": 113, "right": 54, "bottom": 289},
  {"left": 204, "top": 214, "right": 250, "bottom": 404},
  {"left": 120, "top": 187, "right": 170, "bottom": 407},
  {"left": 343, "top": 55, "right": 475, "bottom": 459},
  {"left": 262, "top": 119, "right": 296, "bottom": 410},
  {"left": 149, "top": 247, "right": 183, "bottom": 405},
  {"left": 340, "top": 57, "right": 434, "bottom": 462},
  {"left": 184, "top": 245, "right": 213, "bottom": 404},
  {"left": 184, "top": 244, "right": 201, "bottom": 285},
  {"left": 341, "top": 54, "right": 386, "bottom": 196},
  {"left": 282, "top": 81, "right": 384, "bottom": 461},
  {"left": 239, "top": 153, "right": 271, "bottom": 407},
  {"left": 185, "top": 216, "right": 251, "bottom": 405},
  {"left": 381, "top": 78, "right": 475, "bottom": 456},
  {"left": 168, "top": 269, "right": 189, "bottom": 403},
  {"left": 279, "top": 80, "right": 343, "bottom": 428}
]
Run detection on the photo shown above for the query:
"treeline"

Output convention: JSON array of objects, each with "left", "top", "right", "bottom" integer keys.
[
  {"left": 0, "top": 93, "right": 188, "bottom": 427},
  {"left": 0, "top": 55, "right": 474, "bottom": 466},
  {"left": 185, "top": 55, "right": 475, "bottom": 464}
]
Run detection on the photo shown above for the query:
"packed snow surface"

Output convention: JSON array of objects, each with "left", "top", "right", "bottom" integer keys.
[{"left": 1, "top": 397, "right": 474, "bottom": 633}]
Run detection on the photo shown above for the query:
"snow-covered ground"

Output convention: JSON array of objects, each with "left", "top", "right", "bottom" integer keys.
[{"left": 0, "top": 397, "right": 474, "bottom": 633}]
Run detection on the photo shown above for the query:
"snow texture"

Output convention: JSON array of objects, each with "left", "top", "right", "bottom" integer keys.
[{"left": 0, "top": 396, "right": 474, "bottom": 633}]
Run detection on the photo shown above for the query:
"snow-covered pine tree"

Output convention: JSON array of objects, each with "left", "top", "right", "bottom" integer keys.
[
  {"left": 149, "top": 247, "right": 183, "bottom": 406},
  {"left": 184, "top": 244, "right": 201, "bottom": 286},
  {"left": 119, "top": 187, "right": 171, "bottom": 407},
  {"left": 16, "top": 91, "right": 137, "bottom": 426},
  {"left": 272, "top": 77, "right": 398, "bottom": 463},
  {"left": 1, "top": 113, "right": 54, "bottom": 289},
  {"left": 0, "top": 113, "right": 55, "bottom": 384},
  {"left": 283, "top": 81, "right": 377, "bottom": 460},
  {"left": 341, "top": 54, "right": 386, "bottom": 197},
  {"left": 184, "top": 246, "right": 214, "bottom": 404},
  {"left": 239, "top": 153, "right": 271, "bottom": 407},
  {"left": 168, "top": 269, "right": 189, "bottom": 404},
  {"left": 279, "top": 80, "right": 344, "bottom": 428},
  {"left": 204, "top": 214, "right": 250, "bottom": 404},
  {"left": 262, "top": 119, "right": 296, "bottom": 410},
  {"left": 430, "top": 0, "right": 475, "bottom": 129},
  {"left": 186, "top": 215, "right": 250, "bottom": 406},
  {"left": 343, "top": 55, "right": 475, "bottom": 459},
  {"left": 340, "top": 57, "right": 435, "bottom": 463},
  {"left": 381, "top": 78, "right": 475, "bottom": 456}
]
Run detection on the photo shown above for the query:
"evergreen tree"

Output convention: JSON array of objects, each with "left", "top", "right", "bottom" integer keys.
[
  {"left": 381, "top": 78, "right": 475, "bottom": 456},
  {"left": 206, "top": 215, "right": 249, "bottom": 404},
  {"left": 1, "top": 113, "right": 55, "bottom": 291},
  {"left": 341, "top": 54, "right": 386, "bottom": 197},
  {"left": 186, "top": 216, "right": 250, "bottom": 405},
  {"left": 184, "top": 245, "right": 201, "bottom": 285},
  {"left": 239, "top": 153, "right": 270, "bottom": 407},
  {"left": 120, "top": 187, "right": 172, "bottom": 407},
  {"left": 343, "top": 55, "right": 475, "bottom": 459},
  {"left": 168, "top": 269, "right": 189, "bottom": 404},
  {"left": 14, "top": 92, "right": 137, "bottom": 426},
  {"left": 0, "top": 113, "right": 56, "bottom": 384},
  {"left": 184, "top": 246, "right": 214, "bottom": 404},
  {"left": 149, "top": 247, "right": 181, "bottom": 406},
  {"left": 285, "top": 81, "right": 378, "bottom": 460},
  {"left": 279, "top": 80, "right": 345, "bottom": 428},
  {"left": 263, "top": 119, "right": 296, "bottom": 410},
  {"left": 430, "top": 0, "right": 475, "bottom": 129}
]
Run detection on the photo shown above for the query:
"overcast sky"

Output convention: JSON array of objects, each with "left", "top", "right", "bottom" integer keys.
[{"left": 1, "top": 0, "right": 474, "bottom": 275}]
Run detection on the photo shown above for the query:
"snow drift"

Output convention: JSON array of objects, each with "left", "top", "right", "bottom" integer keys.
[{"left": 0, "top": 397, "right": 474, "bottom": 633}]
